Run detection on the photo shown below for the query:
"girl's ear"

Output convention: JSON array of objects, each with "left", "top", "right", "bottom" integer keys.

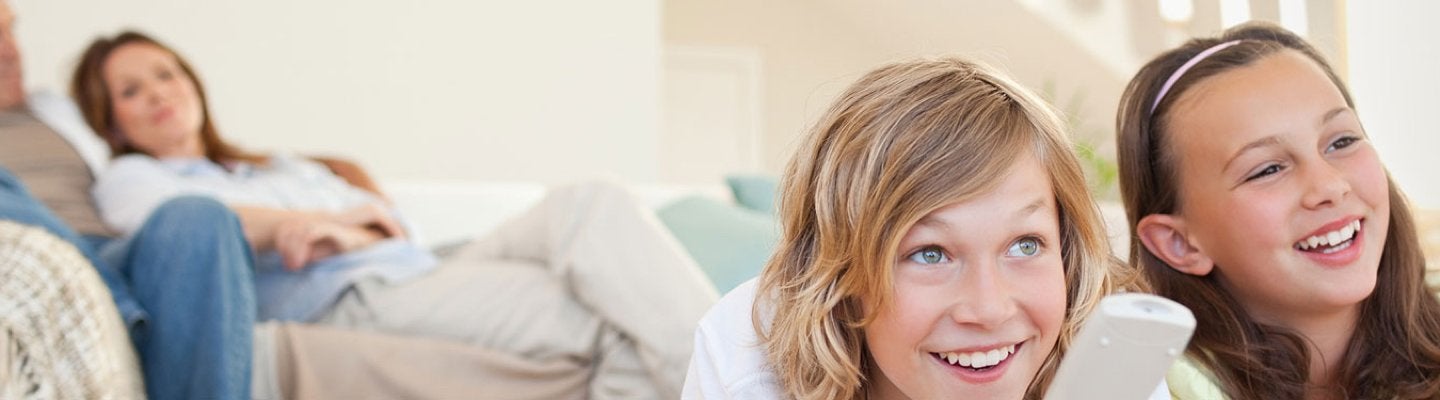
[{"left": 1136, "top": 214, "right": 1214, "bottom": 276}]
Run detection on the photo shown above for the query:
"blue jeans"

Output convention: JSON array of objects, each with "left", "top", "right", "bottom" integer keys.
[{"left": 0, "top": 167, "right": 254, "bottom": 400}]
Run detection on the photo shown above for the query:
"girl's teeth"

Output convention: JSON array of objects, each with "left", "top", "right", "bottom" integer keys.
[
  {"left": 1297, "top": 220, "right": 1362, "bottom": 251},
  {"left": 1321, "top": 239, "right": 1353, "bottom": 254}
]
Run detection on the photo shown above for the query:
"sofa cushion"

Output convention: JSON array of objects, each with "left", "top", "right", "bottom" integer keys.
[
  {"left": 657, "top": 196, "right": 777, "bottom": 294},
  {"left": 0, "top": 107, "right": 114, "bottom": 237},
  {"left": 724, "top": 174, "right": 778, "bottom": 215}
]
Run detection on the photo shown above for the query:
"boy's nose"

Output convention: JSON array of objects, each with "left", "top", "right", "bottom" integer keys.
[{"left": 948, "top": 261, "right": 1019, "bottom": 329}]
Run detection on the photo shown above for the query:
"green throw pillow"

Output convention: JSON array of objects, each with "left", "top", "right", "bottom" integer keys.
[
  {"left": 658, "top": 195, "right": 778, "bottom": 294},
  {"left": 725, "top": 174, "right": 779, "bottom": 215}
]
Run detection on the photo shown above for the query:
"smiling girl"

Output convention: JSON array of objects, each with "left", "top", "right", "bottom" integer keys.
[
  {"left": 684, "top": 57, "right": 1148, "bottom": 399},
  {"left": 1116, "top": 23, "right": 1440, "bottom": 399}
]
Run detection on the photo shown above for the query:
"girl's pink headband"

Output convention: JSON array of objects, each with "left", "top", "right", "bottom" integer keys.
[{"left": 1150, "top": 40, "right": 1243, "bottom": 112}]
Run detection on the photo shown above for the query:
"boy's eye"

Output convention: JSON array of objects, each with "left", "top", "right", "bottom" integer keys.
[
  {"left": 908, "top": 247, "right": 948, "bottom": 265},
  {"left": 1006, "top": 237, "right": 1041, "bottom": 257}
]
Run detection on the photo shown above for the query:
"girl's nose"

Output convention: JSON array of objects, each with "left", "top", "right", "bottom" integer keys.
[{"left": 1299, "top": 160, "right": 1352, "bottom": 210}]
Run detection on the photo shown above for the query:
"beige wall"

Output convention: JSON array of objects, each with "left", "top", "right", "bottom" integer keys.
[
  {"left": 20, "top": 0, "right": 1402, "bottom": 201},
  {"left": 14, "top": 0, "right": 661, "bottom": 184},
  {"left": 664, "top": 0, "right": 1128, "bottom": 175}
]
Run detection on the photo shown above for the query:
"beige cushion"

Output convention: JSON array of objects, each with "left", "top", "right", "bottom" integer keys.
[{"left": 0, "top": 107, "right": 114, "bottom": 237}]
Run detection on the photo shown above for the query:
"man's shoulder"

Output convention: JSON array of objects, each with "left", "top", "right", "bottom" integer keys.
[{"left": 26, "top": 90, "right": 110, "bottom": 174}]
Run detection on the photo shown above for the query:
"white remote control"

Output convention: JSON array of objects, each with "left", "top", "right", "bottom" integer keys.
[{"left": 1043, "top": 293, "right": 1196, "bottom": 400}]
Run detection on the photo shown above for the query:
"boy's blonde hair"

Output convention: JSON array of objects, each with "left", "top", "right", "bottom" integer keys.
[{"left": 757, "top": 56, "right": 1133, "bottom": 399}]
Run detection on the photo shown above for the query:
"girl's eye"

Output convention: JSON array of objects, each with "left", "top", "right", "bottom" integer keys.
[
  {"left": 1245, "top": 164, "right": 1284, "bottom": 182},
  {"left": 908, "top": 247, "right": 949, "bottom": 265},
  {"left": 1006, "top": 237, "right": 1042, "bottom": 257},
  {"left": 120, "top": 85, "right": 138, "bottom": 99},
  {"left": 1326, "top": 135, "right": 1360, "bottom": 153}
]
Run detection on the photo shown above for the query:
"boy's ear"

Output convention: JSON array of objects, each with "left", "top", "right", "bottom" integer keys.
[{"left": 1135, "top": 214, "right": 1214, "bottom": 276}]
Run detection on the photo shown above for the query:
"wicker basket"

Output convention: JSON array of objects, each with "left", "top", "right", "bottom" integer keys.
[{"left": 0, "top": 220, "right": 145, "bottom": 399}]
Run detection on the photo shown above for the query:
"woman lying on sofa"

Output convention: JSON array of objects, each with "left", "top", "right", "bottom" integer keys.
[{"left": 72, "top": 30, "right": 718, "bottom": 399}]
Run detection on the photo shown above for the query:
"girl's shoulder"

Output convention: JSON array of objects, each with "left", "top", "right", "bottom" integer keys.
[{"left": 1167, "top": 355, "right": 1227, "bottom": 400}]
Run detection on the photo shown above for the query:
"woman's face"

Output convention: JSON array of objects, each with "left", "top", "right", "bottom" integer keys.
[
  {"left": 1163, "top": 50, "right": 1389, "bottom": 326},
  {"left": 103, "top": 42, "right": 205, "bottom": 158},
  {"left": 865, "top": 153, "right": 1067, "bottom": 400}
]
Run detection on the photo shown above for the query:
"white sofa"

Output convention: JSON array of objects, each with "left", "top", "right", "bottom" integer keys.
[{"left": 382, "top": 179, "right": 733, "bottom": 250}]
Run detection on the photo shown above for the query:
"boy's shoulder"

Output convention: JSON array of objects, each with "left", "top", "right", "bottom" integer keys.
[{"left": 685, "top": 278, "right": 784, "bottom": 399}]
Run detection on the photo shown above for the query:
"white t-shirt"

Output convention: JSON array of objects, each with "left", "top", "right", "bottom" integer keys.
[
  {"left": 683, "top": 278, "right": 783, "bottom": 399},
  {"left": 93, "top": 153, "right": 380, "bottom": 234},
  {"left": 683, "top": 278, "right": 1172, "bottom": 399}
]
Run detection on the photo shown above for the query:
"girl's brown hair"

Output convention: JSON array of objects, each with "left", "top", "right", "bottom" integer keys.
[
  {"left": 71, "top": 30, "right": 262, "bottom": 165},
  {"left": 759, "top": 56, "right": 1139, "bottom": 399},
  {"left": 1117, "top": 22, "right": 1440, "bottom": 399}
]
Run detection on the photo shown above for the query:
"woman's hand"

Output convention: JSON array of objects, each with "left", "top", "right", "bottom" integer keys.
[
  {"left": 233, "top": 203, "right": 408, "bottom": 270},
  {"left": 273, "top": 217, "right": 385, "bottom": 271},
  {"left": 333, "top": 203, "right": 407, "bottom": 240}
]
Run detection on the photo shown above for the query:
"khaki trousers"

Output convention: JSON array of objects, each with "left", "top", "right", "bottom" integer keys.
[
  {"left": 257, "top": 181, "right": 719, "bottom": 399},
  {"left": 253, "top": 322, "right": 592, "bottom": 400}
]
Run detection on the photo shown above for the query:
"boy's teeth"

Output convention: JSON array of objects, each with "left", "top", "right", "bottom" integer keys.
[
  {"left": 1297, "top": 220, "right": 1361, "bottom": 251},
  {"left": 936, "top": 344, "right": 1016, "bottom": 369}
]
